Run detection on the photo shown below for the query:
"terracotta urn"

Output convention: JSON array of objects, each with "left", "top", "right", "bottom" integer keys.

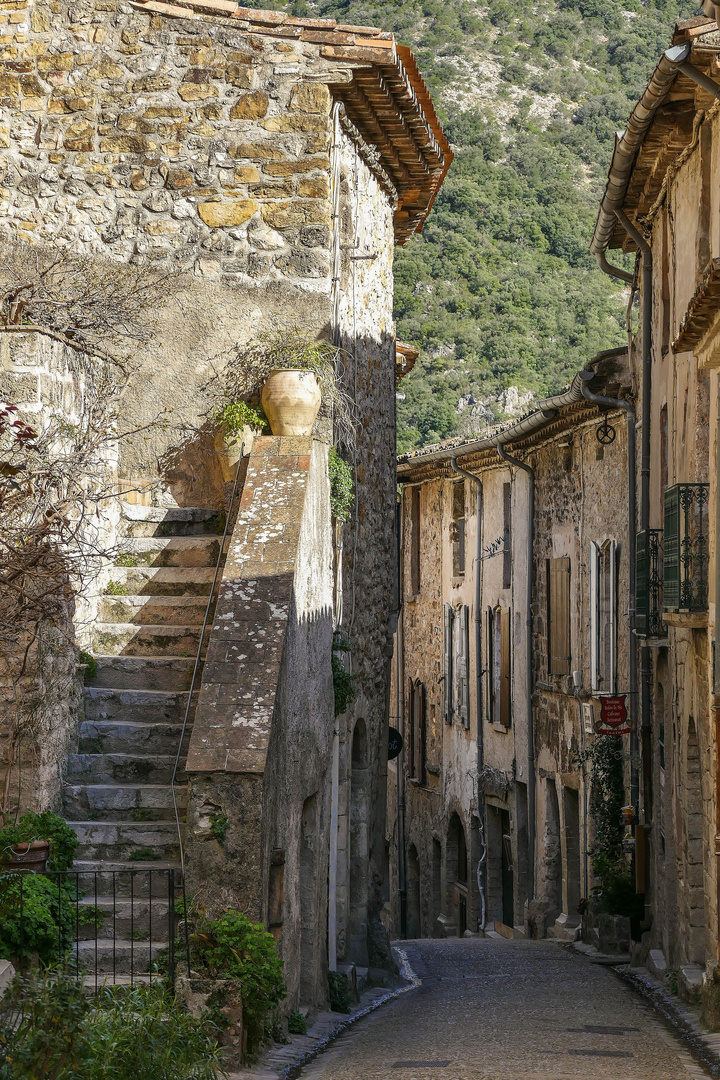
[
  {"left": 261, "top": 369, "right": 321, "bottom": 437},
  {"left": 214, "top": 424, "right": 256, "bottom": 483},
  {"left": 5, "top": 839, "right": 50, "bottom": 873}
]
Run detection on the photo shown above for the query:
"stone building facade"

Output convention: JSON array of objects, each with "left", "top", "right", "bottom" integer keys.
[
  {"left": 0, "top": 0, "right": 450, "bottom": 1011},
  {"left": 387, "top": 353, "right": 634, "bottom": 944},
  {"left": 590, "top": 13, "right": 720, "bottom": 996}
]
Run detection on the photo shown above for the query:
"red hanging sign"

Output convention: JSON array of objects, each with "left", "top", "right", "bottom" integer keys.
[{"left": 594, "top": 695, "right": 633, "bottom": 735}]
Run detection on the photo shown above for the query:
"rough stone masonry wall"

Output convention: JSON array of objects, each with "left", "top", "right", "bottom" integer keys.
[
  {"left": 0, "top": 0, "right": 347, "bottom": 480},
  {"left": 185, "top": 436, "right": 334, "bottom": 1008},
  {"left": 333, "top": 127, "right": 397, "bottom": 969}
]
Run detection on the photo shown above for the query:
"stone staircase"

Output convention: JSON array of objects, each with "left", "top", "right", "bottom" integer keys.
[{"left": 62, "top": 503, "right": 226, "bottom": 978}]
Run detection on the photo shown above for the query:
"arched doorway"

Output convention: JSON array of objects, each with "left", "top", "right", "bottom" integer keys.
[{"left": 447, "top": 813, "right": 469, "bottom": 935}]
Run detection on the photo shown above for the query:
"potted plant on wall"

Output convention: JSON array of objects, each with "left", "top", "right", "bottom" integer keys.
[
  {"left": 216, "top": 322, "right": 355, "bottom": 445},
  {"left": 212, "top": 401, "right": 269, "bottom": 483}
]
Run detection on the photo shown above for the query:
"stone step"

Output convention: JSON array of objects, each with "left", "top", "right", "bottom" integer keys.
[
  {"left": 98, "top": 595, "right": 213, "bottom": 626},
  {"left": 91, "top": 623, "right": 208, "bottom": 657},
  {"left": 104, "top": 567, "right": 216, "bottom": 596},
  {"left": 83, "top": 687, "right": 197, "bottom": 727},
  {"left": 71, "top": 821, "right": 179, "bottom": 862},
  {"left": 72, "top": 860, "right": 181, "bottom": 899},
  {"left": 87, "top": 656, "right": 196, "bottom": 691},
  {"left": 75, "top": 938, "right": 170, "bottom": 974},
  {"left": 115, "top": 536, "right": 226, "bottom": 568},
  {"left": 79, "top": 719, "right": 188, "bottom": 756},
  {"left": 63, "top": 783, "right": 186, "bottom": 821},
  {"left": 65, "top": 754, "right": 182, "bottom": 785},
  {"left": 77, "top": 895, "right": 173, "bottom": 939},
  {"left": 120, "top": 505, "right": 224, "bottom": 538}
]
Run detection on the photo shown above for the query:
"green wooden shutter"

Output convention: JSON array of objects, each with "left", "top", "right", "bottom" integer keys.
[{"left": 664, "top": 486, "right": 680, "bottom": 611}]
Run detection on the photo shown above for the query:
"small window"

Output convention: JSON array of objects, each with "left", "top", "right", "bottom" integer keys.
[
  {"left": 590, "top": 540, "right": 617, "bottom": 694},
  {"left": 410, "top": 486, "right": 421, "bottom": 594},
  {"left": 503, "top": 482, "right": 512, "bottom": 589},
  {"left": 547, "top": 557, "right": 571, "bottom": 676},
  {"left": 452, "top": 481, "right": 466, "bottom": 577}
]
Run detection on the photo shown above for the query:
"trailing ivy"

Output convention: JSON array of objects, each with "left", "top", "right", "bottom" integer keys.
[
  {"left": 328, "top": 448, "right": 354, "bottom": 523},
  {"left": 332, "top": 638, "right": 357, "bottom": 717}
]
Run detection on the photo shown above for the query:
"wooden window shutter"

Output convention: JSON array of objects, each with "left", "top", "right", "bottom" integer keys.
[
  {"left": 589, "top": 542, "right": 599, "bottom": 691},
  {"left": 407, "top": 677, "right": 415, "bottom": 778},
  {"left": 500, "top": 607, "right": 511, "bottom": 727},
  {"left": 444, "top": 603, "right": 454, "bottom": 723},
  {"left": 548, "top": 557, "right": 571, "bottom": 676},
  {"left": 460, "top": 605, "right": 470, "bottom": 729},
  {"left": 420, "top": 682, "right": 427, "bottom": 785}
]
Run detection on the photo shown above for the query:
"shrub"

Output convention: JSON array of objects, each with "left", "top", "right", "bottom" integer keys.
[
  {"left": 0, "top": 874, "right": 76, "bottom": 966},
  {"left": 213, "top": 400, "right": 268, "bottom": 436},
  {"left": 0, "top": 971, "right": 223, "bottom": 1080},
  {"left": 328, "top": 448, "right": 354, "bottom": 522},
  {"left": 287, "top": 1009, "right": 307, "bottom": 1035},
  {"left": 190, "top": 909, "right": 285, "bottom": 1055},
  {"left": 104, "top": 580, "right": 127, "bottom": 595},
  {"left": 78, "top": 650, "right": 98, "bottom": 682},
  {"left": 0, "top": 810, "right": 78, "bottom": 871},
  {"left": 328, "top": 970, "right": 352, "bottom": 1013}
]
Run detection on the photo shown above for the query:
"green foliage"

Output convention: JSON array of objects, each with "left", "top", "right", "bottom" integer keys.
[
  {"left": 128, "top": 848, "right": 157, "bottom": 861},
  {"left": 328, "top": 448, "right": 354, "bottom": 523},
  {"left": 239, "top": 0, "right": 695, "bottom": 450},
  {"left": 0, "top": 810, "right": 78, "bottom": 871},
  {"left": 207, "top": 510, "right": 227, "bottom": 535},
  {"left": 104, "top": 580, "right": 127, "bottom": 595},
  {"left": 130, "top": 809, "right": 155, "bottom": 822},
  {"left": 115, "top": 553, "right": 138, "bottom": 567},
  {"left": 0, "top": 874, "right": 76, "bottom": 966},
  {"left": 190, "top": 909, "right": 286, "bottom": 1054},
  {"left": 0, "top": 971, "right": 223, "bottom": 1080},
  {"left": 213, "top": 400, "right": 268, "bottom": 436},
  {"left": 331, "top": 638, "right": 357, "bottom": 717},
  {"left": 328, "top": 970, "right": 352, "bottom": 1013},
  {"left": 287, "top": 1010, "right": 307, "bottom": 1035},
  {"left": 78, "top": 650, "right": 97, "bottom": 682},
  {"left": 209, "top": 813, "right": 229, "bottom": 845}
]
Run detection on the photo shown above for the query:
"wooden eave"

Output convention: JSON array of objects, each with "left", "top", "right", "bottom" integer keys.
[
  {"left": 130, "top": 0, "right": 452, "bottom": 245},
  {"left": 673, "top": 257, "right": 720, "bottom": 351},
  {"left": 396, "top": 342, "right": 419, "bottom": 385}
]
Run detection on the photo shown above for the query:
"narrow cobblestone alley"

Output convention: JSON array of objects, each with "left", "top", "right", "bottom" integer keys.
[{"left": 300, "top": 939, "right": 707, "bottom": 1080}]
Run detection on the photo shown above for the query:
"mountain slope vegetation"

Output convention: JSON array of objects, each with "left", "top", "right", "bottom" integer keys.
[{"left": 248, "top": 0, "right": 697, "bottom": 447}]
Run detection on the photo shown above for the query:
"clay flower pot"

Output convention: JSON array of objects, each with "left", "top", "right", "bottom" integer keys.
[
  {"left": 214, "top": 424, "right": 257, "bottom": 483},
  {"left": 5, "top": 839, "right": 50, "bottom": 873},
  {"left": 261, "top": 369, "right": 321, "bottom": 437}
]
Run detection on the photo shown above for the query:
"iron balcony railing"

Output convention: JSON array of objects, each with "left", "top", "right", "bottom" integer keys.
[
  {"left": 3, "top": 867, "right": 186, "bottom": 993},
  {"left": 663, "top": 483, "right": 709, "bottom": 613},
  {"left": 636, "top": 529, "right": 664, "bottom": 637}
]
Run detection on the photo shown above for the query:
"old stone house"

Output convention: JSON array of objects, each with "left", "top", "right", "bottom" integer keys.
[
  {"left": 0, "top": 0, "right": 450, "bottom": 1011},
  {"left": 590, "top": 13, "right": 720, "bottom": 994},
  {"left": 387, "top": 351, "right": 634, "bottom": 943}
]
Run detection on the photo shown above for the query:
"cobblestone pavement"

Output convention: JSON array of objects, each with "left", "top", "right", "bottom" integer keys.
[{"left": 299, "top": 937, "right": 708, "bottom": 1080}]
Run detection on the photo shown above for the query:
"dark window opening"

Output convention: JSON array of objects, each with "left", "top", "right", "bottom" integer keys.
[
  {"left": 410, "top": 486, "right": 421, "bottom": 594},
  {"left": 452, "top": 481, "right": 466, "bottom": 577}
]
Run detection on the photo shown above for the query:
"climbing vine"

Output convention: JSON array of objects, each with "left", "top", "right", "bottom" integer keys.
[{"left": 328, "top": 448, "right": 354, "bottom": 523}]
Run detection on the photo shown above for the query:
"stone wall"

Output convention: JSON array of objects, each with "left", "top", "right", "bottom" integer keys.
[{"left": 185, "top": 435, "right": 335, "bottom": 1008}]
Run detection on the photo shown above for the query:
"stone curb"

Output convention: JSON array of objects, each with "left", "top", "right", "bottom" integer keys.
[
  {"left": 235, "top": 947, "right": 421, "bottom": 1079},
  {"left": 570, "top": 942, "right": 720, "bottom": 1077}
]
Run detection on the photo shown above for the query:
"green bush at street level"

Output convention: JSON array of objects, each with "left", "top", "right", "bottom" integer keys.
[{"left": 0, "top": 874, "right": 76, "bottom": 967}]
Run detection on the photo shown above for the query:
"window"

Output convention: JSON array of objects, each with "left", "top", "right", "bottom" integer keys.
[
  {"left": 451, "top": 481, "right": 466, "bottom": 577},
  {"left": 663, "top": 483, "right": 709, "bottom": 613},
  {"left": 488, "top": 606, "right": 511, "bottom": 726},
  {"left": 503, "top": 482, "right": 512, "bottom": 589},
  {"left": 547, "top": 557, "right": 571, "bottom": 676},
  {"left": 590, "top": 540, "right": 617, "bottom": 694},
  {"left": 444, "top": 604, "right": 470, "bottom": 728},
  {"left": 410, "top": 486, "right": 421, "bottom": 594},
  {"left": 408, "top": 679, "right": 426, "bottom": 783}
]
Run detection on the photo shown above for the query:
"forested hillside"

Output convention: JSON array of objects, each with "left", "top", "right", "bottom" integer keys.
[{"left": 248, "top": 0, "right": 697, "bottom": 448}]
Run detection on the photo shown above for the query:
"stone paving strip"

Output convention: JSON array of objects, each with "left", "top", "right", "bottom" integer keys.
[{"left": 268, "top": 938, "right": 713, "bottom": 1080}]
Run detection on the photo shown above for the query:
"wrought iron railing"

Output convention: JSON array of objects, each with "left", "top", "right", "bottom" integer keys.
[
  {"left": 663, "top": 483, "right": 709, "bottom": 613},
  {"left": 3, "top": 867, "right": 185, "bottom": 993},
  {"left": 636, "top": 529, "right": 664, "bottom": 637}
]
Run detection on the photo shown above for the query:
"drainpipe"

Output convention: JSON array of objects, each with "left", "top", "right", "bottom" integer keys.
[
  {"left": 615, "top": 211, "right": 652, "bottom": 832},
  {"left": 495, "top": 445, "right": 536, "bottom": 908},
  {"left": 579, "top": 373, "right": 639, "bottom": 811},
  {"left": 396, "top": 497, "right": 407, "bottom": 938},
  {"left": 451, "top": 458, "right": 486, "bottom": 928}
]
